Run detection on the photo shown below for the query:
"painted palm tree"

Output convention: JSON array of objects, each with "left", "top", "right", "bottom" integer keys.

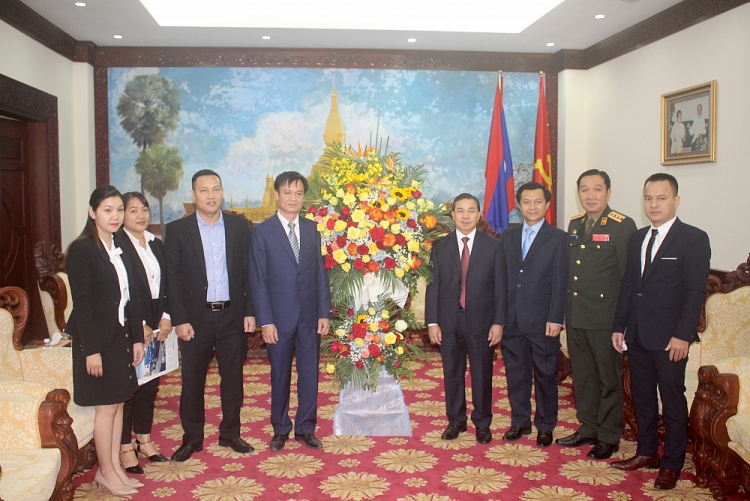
[
  {"left": 135, "top": 144, "right": 184, "bottom": 238},
  {"left": 116, "top": 74, "right": 180, "bottom": 192}
]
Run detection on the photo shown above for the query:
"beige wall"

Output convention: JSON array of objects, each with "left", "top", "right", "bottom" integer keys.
[
  {"left": 559, "top": 3, "right": 750, "bottom": 271},
  {"left": 0, "top": 19, "right": 95, "bottom": 248}
]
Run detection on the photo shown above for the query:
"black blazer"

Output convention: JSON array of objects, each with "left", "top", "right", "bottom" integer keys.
[
  {"left": 613, "top": 218, "right": 710, "bottom": 350},
  {"left": 66, "top": 237, "right": 144, "bottom": 357},
  {"left": 425, "top": 231, "right": 505, "bottom": 335},
  {"left": 164, "top": 212, "right": 254, "bottom": 334},
  {"left": 116, "top": 230, "right": 168, "bottom": 327},
  {"left": 499, "top": 221, "right": 569, "bottom": 333}
]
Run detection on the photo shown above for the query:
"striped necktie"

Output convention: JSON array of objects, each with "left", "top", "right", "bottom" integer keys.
[{"left": 288, "top": 222, "right": 299, "bottom": 263}]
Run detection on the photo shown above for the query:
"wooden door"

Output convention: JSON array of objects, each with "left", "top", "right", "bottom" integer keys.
[{"left": 0, "top": 117, "right": 32, "bottom": 291}]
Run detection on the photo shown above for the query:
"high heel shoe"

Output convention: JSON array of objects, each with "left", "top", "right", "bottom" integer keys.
[
  {"left": 136, "top": 438, "right": 169, "bottom": 462},
  {"left": 94, "top": 470, "right": 138, "bottom": 496},
  {"left": 125, "top": 477, "right": 144, "bottom": 488},
  {"left": 119, "top": 447, "right": 144, "bottom": 474}
]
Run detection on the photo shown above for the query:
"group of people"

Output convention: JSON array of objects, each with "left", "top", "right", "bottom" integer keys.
[
  {"left": 670, "top": 103, "right": 708, "bottom": 154},
  {"left": 66, "top": 169, "right": 330, "bottom": 496},
  {"left": 426, "top": 171, "right": 710, "bottom": 491},
  {"left": 65, "top": 166, "right": 709, "bottom": 495}
]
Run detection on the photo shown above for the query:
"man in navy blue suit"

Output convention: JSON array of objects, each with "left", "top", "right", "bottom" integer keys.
[
  {"left": 499, "top": 182, "right": 569, "bottom": 448},
  {"left": 249, "top": 171, "right": 331, "bottom": 452},
  {"left": 611, "top": 173, "right": 710, "bottom": 490}
]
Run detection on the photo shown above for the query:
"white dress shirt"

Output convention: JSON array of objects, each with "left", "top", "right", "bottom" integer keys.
[
  {"left": 641, "top": 216, "right": 677, "bottom": 274},
  {"left": 456, "top": 228, "right": 477, "bottom": 255},
  {"left": 101, "top": 236, "right": 129, "bottom": 327},
  {"left": 277, "top": 211, "right": 300, "bottom": 244},
  {"left": 124, "top": 228, "right": 171, "bottom": 321}
]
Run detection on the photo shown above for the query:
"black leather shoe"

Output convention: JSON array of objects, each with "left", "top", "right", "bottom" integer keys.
[
  {"left": 135, "top": 439, "right": 169, "bottom": 462},
  {"left": 294, "top": 433, "right": 323, "bottom": 450},
  {"left": 503, "top": 427, "right": 532, "bottom": 441},
  {"left": 537, "top": 431, "right": 553, "bottom": 447},
  {"left": 269, "top": 433, "right": 289, "bottom": 452},
  {"left": 441, "top": 423, "right": 468, "bottom": 440},
  {"left": 124, "top": 464, "right": 144, "bottom": 475},
  {"left": 654, "top": 467, "right": 680, "bottom": 490},
  {"left": 555, "top": 432, "right": 597, "bottom": 448},
  {"left": 587, "top": 441, "right": 619, "bottom": 460},
  {"left": 171, "top": 442, "right": 203, "bottom": 462},
  {"left": 611, "top": 452, "right": 661, "bottom": 471},
  {"left": 218, "top": 436, "right": 254, "bottom": 454},
  {"left": 476, "top": 427, "right": 492, "bottom": 444}
]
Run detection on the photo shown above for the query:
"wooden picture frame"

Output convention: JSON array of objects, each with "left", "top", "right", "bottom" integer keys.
[{"left": 661, "top": 80, "right": 716, "bottom": 165}]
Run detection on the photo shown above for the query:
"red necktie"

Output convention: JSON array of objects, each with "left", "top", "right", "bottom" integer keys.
[{"left": 460, "top": 236, "right": 470, "bottom": 309}]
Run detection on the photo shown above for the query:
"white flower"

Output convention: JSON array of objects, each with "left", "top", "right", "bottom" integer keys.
[{"left": 394, "top": 320, "right": 408, "bottom": 332}]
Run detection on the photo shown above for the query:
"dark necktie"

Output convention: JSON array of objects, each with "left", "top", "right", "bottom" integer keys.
[
  {"left": 460, "top": 236, "right": 470, "bottom": 309},
  {"left": 288, "top": 222, "right": 299, "bottom": 263},
  {"left": 642, "top": 228, "right": 658, "bottom": 281},
  {"left": 585, "top": 217, "right": 595, "bottom": 237}
]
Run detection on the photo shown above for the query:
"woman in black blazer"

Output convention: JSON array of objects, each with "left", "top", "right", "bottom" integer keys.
[
  {"left": 117, "top": 192, "right": 171, "bottom": 473},
  {"left": 66, "top": 185, "right": 145, "bottom": 496}
]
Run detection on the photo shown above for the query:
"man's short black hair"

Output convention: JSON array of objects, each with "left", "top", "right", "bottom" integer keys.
[
  {"left": 192, "top": 169, "right": 222, "bottom": 189},
  {"left": 577, "top": 169, "right": 611, "bottom": 190},
  {"left": 452, "top": 193, "right": 480, "bottom": 212},
  {"left": 274, "top": 171, "right": 308, "bottom": 193},
  {"left": 644, "top": 173, "right": 679, "bottom": 196},
  {"left": 515, "top": 181, "right": 551, "bottom": 203}
]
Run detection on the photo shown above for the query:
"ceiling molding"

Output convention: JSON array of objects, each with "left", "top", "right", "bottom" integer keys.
[
  {"left": 581, "top": 0, "right": 750, "bottom": 69},
  {"left": 73, "top": 41, "right": 97, "bottom": 64},
  {"left": 0, "top": 0, "right": 76, "bottom": 60}
]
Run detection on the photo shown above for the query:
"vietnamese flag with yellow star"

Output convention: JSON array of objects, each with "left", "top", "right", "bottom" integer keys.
[{"left": 532, "top": 72, "right": 555, "bottom": 225}]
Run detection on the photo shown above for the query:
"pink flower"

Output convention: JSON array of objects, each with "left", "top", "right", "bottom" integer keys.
[{"left": 361, "top": 348, "right": 370, "bottom": 358}]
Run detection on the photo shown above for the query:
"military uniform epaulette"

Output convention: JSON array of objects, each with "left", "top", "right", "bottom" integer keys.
[
  {"left": 607, "top": 211, "right": 626, "bottom": 223},
  {"left": 570, "top": 212, "right": 586, "bottom": 221}
]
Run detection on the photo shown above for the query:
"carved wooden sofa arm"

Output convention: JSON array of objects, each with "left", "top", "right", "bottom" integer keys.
[{"left": 39, "top": 389, "right": 78, "bottom": 501}]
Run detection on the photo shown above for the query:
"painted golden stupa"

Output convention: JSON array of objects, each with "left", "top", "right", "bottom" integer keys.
[{"left": 181, "top": 84, "right": 345, "bottom": 223}]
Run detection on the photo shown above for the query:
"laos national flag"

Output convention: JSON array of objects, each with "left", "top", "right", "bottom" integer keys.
[{"left": 483, "top": 74, "right": 515, "bottom": 234}]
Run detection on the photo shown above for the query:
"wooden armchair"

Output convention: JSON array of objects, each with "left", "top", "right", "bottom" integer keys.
[
  {"left": 33, "top": 241, "right": 71, "bottom": 341},
  {"left": 0, "top": 287, "right": 96, "bottom": 488}
]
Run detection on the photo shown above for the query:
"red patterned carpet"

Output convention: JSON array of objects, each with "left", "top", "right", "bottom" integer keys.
[{"left": 72, "top": 348, "right": 746, "bottom": 501}]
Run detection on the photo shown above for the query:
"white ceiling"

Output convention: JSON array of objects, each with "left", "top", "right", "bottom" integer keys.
[{"left": 19, "top": 0, "right": 684, "bottom": 53}]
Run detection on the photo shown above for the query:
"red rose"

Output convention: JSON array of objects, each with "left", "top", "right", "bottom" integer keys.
[
  {"left": 347, "top": 308, "right": 354, "bottom": 317},
  {"left": 413, "top": 257, "right": 422, "bottom": 269},
  {"left": 347, "top": 219, "right": 358, "bottom": 228},
  {"left": 369, "top": 344, "right": 381, "bottom": 357},
  {"left": 379, "top": 320, "right": 391, "bottom": 331},
  {"left": 357, "top": 244, "right": 369, "bottom": 256},
  {"left": 336, "top": 235, "right": 347, "bottom": 248},
  {"left": 353, "top": 259, "right": 366, "bottom": 271},
  {"left": 326, "top": 218, "right": 336, "bottom": 230},
  {"left": 394, "top": 360, "right": 401, "bottom": 368},
  {"left": 341, "top": 206, "right": 351, "bottom": 218},
  {"left": 406, "top": 219, "right": 417, "bottom": 229},
  {"left": 324, "top": 254, "right": 337, "bottom": 269},
  {"left": 384, "top": 257, "right": 397, "bottom": 270},
  {"left": 367, "top": 261, "right": 380, "bottom": 272},
  {"left": 412, "top": 190, "right": 421, "bottom": 199},
  {"left": 351, "top": 324, "right": 366, "bottom": 338},
  {"left": 395, "top": 234, "right": 407, "bottom": 246},
  {"left": 331, "top": 341, "right": 340, "bottom": 352},
  {"left": 369, "top": 226, "right": 385, "bottom": 242},
  {"left": 308, "top": 205, "right": 318, "bottom": 214},
  {"left": 318, "top": 207, "right": 328, "bottom": 217},
  {"left": 355, "top": 360, "right": 364, "bottom": 369},
  {"left": 376, "top": 241, "right": 385, "bottom": 250}
]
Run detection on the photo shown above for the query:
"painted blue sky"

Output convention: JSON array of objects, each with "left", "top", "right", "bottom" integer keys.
[{"left": 109, "top": 68, "right": 540, "bottom": 224}]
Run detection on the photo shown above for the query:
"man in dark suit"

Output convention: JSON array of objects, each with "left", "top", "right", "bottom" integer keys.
[
  {"left": 611, "top": 173, "right": 710, "bottom": 490},
  {"left": 425, "top": 193, "right": 504, "bottom": 444},
  {"left": 499, "top": 182, "right": 568, "bottom": 448},
  {"left": 165, "top": 169, "right": 256, "bottom": 462},
  {"left": 249, "top": 171, "right": 331, "bottom": 452},
  {"left": 556, "top": 170, "right": 636, "bottom": 459}
]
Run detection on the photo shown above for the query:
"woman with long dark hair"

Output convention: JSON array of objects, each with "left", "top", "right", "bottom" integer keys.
[
  {"left": 66, "top": 185, "right": 145, "bottom": 496},
  {"left": 117, "top": 192, "right": 171, "bottom": 473}
]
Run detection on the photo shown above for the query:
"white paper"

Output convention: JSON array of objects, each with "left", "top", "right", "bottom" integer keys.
[{"left": 136, "top": 328, "right": 179, "bottom": 385}]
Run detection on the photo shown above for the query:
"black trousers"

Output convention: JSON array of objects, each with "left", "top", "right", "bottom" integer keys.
[
  {"left": 628, "top": 329, "right": 689, "bottom": 472},
  {"left": 501, "top": 327, "right": 559, "bottom": 431},
  {"left": 121, "top": 377, "right": 160, "bottom": 444},
  {"left": 179, "top": 306, "right": 247, "bottom": 445},
  {"left": 440, "top": 311, "right": 495, "bottom": 429}
]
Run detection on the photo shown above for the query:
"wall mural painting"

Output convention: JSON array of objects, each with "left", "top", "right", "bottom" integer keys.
[{"left": 108, "top": 67, "right": 540, "bottom": 235}]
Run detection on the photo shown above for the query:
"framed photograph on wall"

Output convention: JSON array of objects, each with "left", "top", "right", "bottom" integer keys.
[{"left": 661, "top": 80, "right": 716, "bottom": 165}]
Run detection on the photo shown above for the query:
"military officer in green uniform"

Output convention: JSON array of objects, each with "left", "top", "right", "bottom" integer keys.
[{"left": 555, "top": 169, "right": 637, "bottom": 459}]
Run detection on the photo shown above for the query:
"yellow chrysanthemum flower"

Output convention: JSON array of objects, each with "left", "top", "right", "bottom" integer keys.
[
  {"left": 368, "top": 242, "right": 379, "bottom": 255},
  {"left": 336, "top": 328, "right": 346, "bottom": 337},
  {"left": 326, "top": 364, "right": 336, "bottom": 374},
  {"left": 368, "top": 307, "right": 376, "bottom": 315},
  {"left": 306, "top": 213, "right": 315, "bottom": 220},
  {"left": 391, "top": 224, "right": 401, "bottom": 234},
  {"left": 368, "top": 322, "right": 378, "bottom": 332},
  {"left": 396, "top": 346, "right": 404, "bottom": 355},
  {"left": 395, "top": 268, "right": 405, "bottom": 278},
  {"left": 347, "top": 227, "right": 361, "bottom": 241},
  {"left": 380, "top": 220, "right": 390, "bottom": 229},
  {"left": 362, "top": 255, "right": 371, "bottom": 263},
  {"left": 351, "top": 210, "right": 366, "bottom": 223},
  {"left": 355, "top": 338, "right": 364, "bottom": 347},
  {"left": 393, "top": 244, "right": 401, "bottom": 252},
  {"left": 341, "top": 263, "right": 351, "bottom": 272},
  {"left": 406, "top": 201, "right": 416, "bottom": 211},
  {"left": 407, "top": 240, "right": 421, "bottom": 253},
  {"left": 342, "top": 193, "right": 356, "bottom": 206},
  {"left": 384, "top": 333, "right": 397, "bottom": 345},
  {"left": 333, "top": 249, "right": 347, "bottom": 264}
]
